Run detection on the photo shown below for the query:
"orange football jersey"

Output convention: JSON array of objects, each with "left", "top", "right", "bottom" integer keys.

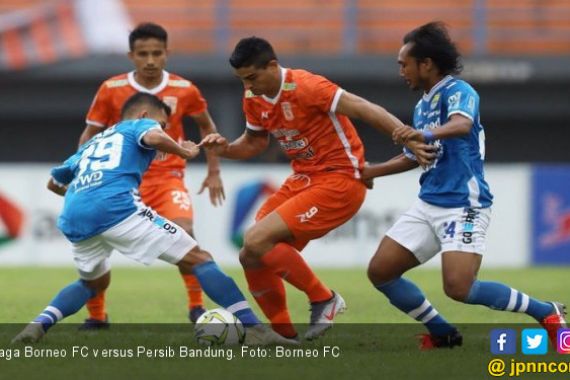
[
  {"left": 85, "top": 70, "right": 207, "bottom": 182},
  {"left": 243, "top": 68, "right": 365, "bottom": 178}
]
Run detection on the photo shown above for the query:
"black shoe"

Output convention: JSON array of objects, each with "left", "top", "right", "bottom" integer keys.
[
  {"left": 189, "top": 306, "right": 207, "bottom": 323},
  {"left": 79, "top": 315, "right": 110, "bottom": 330}
]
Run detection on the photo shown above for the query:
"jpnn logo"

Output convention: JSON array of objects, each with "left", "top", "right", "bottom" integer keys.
[
  {"left": 490, "top": 329, "right": 516, "bottom": 355},
  {"left": 522, "top": 329, "right": 548, "bottom": 355}
]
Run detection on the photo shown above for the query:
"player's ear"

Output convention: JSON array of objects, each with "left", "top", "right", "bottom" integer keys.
[
  {"left": 138, "top": 110, "right": 149, "bottom": 119},
  {"left": 127, "top": 50, "right": 134, "bottom": 61}
]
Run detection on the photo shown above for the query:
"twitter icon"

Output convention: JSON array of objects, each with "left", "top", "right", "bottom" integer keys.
[{"left": 522, "top": 329, "right": 548, "bottom": 355}]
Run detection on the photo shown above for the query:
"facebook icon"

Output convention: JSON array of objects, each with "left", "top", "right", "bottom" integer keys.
[{"left": 490, "top": 329, "right": 517, "bottom": 354}]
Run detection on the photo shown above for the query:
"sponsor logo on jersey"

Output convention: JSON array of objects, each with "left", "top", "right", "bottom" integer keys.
[
  {"left": 168, "top": 79, "right": 191, "bottom": 88},
  {"left": 448, "top": 91, "right": 462, "bottom": 110},
  {"left": 106, "top": 79, "right": 128, "bottom": 88},
  {"left": 430, "top": 93, "right": 441, "bottom": 110},
  {"left": 73, "top": 171, "right": 104, "bottom": 192},
  {"left": 279, "top": 138, "right": 307, "bottom": 150},
  {"left": 281, "top": 102, "right": 294, "bottom": 121},
  {"left": 462, "top": 207, "right": 478, "bottom": 244},
  {"left": 137, "top": 208, "right": 177, "bottom": 234},
  {"left": 283, "top": 82, "right": 297, "bottom": 91}
]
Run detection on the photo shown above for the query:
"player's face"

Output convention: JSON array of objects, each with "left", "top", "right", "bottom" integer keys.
[
  {"left": 234, "top": 61, "right": 281, "bottom": 97},
  {"left": 398, "top": 43, "right": 422, "bottom": 91},
  {"left": 129, "top": 38, "right": 168, "bottom": 81}
]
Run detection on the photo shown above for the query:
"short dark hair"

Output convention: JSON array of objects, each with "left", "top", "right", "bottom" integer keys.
[
  {"left": 403, "top": 21, "right": 462, "bottom": 75},
  {"left": 129, "top": 22, "right": 168, "bottom": 51},
  {"left": 229, "top": 37, "right": 277, "bottom": 69},
  {"left": 121, "top": 93, "right": 171, "bottom": 119}
]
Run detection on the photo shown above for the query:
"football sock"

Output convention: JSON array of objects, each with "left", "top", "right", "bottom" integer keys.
[
  {"left": 375, "top": 277, "right": 456, "bottom": 336},
  {"left": 193, "top": 261, "right": 260, "bottom": 327},
  {"left": 181, "top": 274, "right": 204, "bottom": 309},
  {"left": 466, "top": 280, "right": 554, "bottom": 321},
  {"left": 261, "top": 243, "right": 333, "bottom": 303},
  {"left": 244, "top": 266, "right": 297, "bottom": 338},
  {"left": 34, "top": 280, "right": 96, "bottom": 331},
  {"left": 85, "top": 290, "right": 107, "bottom": 321}
]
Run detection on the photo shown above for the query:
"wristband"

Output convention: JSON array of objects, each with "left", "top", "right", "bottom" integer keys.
[{"left": 422, "top": 130, "right": 436, "bottom": 143}]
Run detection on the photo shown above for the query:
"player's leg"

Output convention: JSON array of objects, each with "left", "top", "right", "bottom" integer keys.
[
  {"left": 440, "top": 207, "right": 566, "bottom": 345},
  {"left": 13, "top": 238, "right": 112, "bottom": 343},
  {"left": 241, "top": 174, "right": 366, "bottom": 340},
  {"left": 171, "top": 217, "right": 206, "bottom": 323},
  {"left": 368, "top": 201, "right": 461, "bottom": 349}
]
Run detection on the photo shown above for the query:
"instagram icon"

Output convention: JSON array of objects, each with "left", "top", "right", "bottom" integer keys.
[{"left": 557, "top": 329, "right": 570, "bottom": 354}]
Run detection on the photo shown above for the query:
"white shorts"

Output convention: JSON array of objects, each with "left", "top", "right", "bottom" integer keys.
[
  {"left": 72, "top": 207, "right": 197, "bottom": 280},
  {"left": 386, "top": 199, "right": 491, "bottom": 264}
]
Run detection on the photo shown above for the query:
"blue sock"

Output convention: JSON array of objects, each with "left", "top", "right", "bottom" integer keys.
[
  {"left": 375, "top": 277, "right": 456, "bottom": 336},
  {"left": 466, "top": 280, "right": 554, "bottom": 321},
  {"left": 34, "top": 280, "right": 96, "bottom": 331},
  {"left": 193, "top": 261, "right": 260, "bottom": 327}
]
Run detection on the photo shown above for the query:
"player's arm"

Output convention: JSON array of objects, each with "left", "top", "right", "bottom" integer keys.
[
  {"left": 191, "top": 111, "right": 225, "bottom": 206},
  {"left": 362, "top": 154, "right": 419, "bottom": 180},
  {"left": 143, "top": 128, "right": 199, "bottom": 160},
  {"left": 335, "top": 91, "right": 404, "bottom": 136},
  {"left": 199, "top": 129, "right": 269, "bottom": 160},
  {"left": 78, "top": 124, "right": 105, "bottom": 147},
  {"left": 392, "top": 114, "right": 472, "bottom": 144},
  {"left": 47, "top": 178, "right": 67, "bottom": 196}
]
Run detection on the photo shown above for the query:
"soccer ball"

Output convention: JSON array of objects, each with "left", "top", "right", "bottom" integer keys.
[{"left": 194, "top": 308, "right": 245, "bottom": 346}]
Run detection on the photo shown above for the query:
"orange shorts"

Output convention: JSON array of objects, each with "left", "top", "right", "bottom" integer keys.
[
  {"left": 256, "top": 172, "right": 366, "bottom": 247},
  {"left": 139, "top": 176, "right": 193, "bottom": 221}
]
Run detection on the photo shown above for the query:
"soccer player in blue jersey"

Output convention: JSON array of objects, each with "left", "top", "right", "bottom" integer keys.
[
  {"left": 12, "top": 93, "right": 294, "bottom": 345},
  {"left": 363, "top": 22, "right": 566, "bottom": 349}
]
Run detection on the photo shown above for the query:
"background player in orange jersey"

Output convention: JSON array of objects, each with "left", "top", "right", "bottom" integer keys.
[
  {"left": 200, "top": 37, "right": 434, "bottom": 341},
  {"left": 77, "top": 23, "right": 225, "bottom": 327}
]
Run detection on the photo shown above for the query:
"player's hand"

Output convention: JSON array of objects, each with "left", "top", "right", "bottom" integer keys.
[
  {"left": 198, "top": 171, "right": 226, "bottom": 206},
  {"left": 181, "top": 140, "right": 200, "bottom": 159},
  {"left": 198, "top": 133, "right": 229, "bottom": 155},
  {"left": 406, "top": 140, "right": 437, "bottom": 168},
  {"left": 392, "top": 125, "right": 422, "bottom": 144},
  {"left": 360, "top": 162, "right": 375, "bottom": 189}
]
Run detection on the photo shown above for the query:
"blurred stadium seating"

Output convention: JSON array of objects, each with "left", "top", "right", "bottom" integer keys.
[{"left": 1, "top": 0, "right": 569, "bottom": 57}]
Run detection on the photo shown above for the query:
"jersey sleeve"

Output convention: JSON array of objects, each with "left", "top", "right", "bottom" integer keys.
[
  {"left": 134, "top": 119, "right": 163, "bottom": 149},
  {"left": 51, "top": 151, "right": 82, "bottom": 185},
  {"left": 445, "top": 83, "right": 479, "bottom": 122},
  {"left": 243, "top": 96, "right": 264, "bottom": 132},
  {"left": 299, "top": 73, "right": 342, "bottom": 113},
  {"left": 85, "top": 83, "right": 113, "bottom": 128},
  {"left": 184, "top": 85, "right": 208, "bottom": 116}
]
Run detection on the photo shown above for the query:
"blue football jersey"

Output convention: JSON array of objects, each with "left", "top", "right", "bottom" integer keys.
[
  {"left": 404, "top": 76, "right": 493, "bottom": 208},
  {"left": 51, "top": 118, "right": 161, "bottom": 242}
]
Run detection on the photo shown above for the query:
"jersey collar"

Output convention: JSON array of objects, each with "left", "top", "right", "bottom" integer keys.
[
  {"left": 128, "top": 70, "right": 170, "bottom": 94},
  {"left": 422, "top": 75, "right": 453, "bottom": 101},
  {"left": 262, "top": 66, "right": 287, "bottom": 105}
]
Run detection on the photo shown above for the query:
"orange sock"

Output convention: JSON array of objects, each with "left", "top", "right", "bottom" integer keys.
[
  {"left": 181, "top": 274, "right": 204, "bottom": 309},
  {"left": 86, "top": 291, "right": 107, "bottom": 321},
  {"left": 244, "top": 267, "right": 297, "bottom": 338},
  {"left": 262, "top": 243, "right": 333, "bottom": 303}
]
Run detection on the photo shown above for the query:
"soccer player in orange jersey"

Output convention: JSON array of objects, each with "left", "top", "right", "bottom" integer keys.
[
  {"left": 200, "top": 37, "right": 432, "bottom": 340},
  {"left": 77, "top": 23, "right": 225, "bottom": 327}
]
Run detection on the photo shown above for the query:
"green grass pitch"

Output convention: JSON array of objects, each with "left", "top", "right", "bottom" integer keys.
[{"left": 0, "top": 267, "right": 568, "bottom": 379}]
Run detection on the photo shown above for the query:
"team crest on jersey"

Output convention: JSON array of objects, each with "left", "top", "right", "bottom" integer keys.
[
  {"left": 162, "top": 96, "right": 178, "bottom": 114},
  {"left": 430, "top": 93, "right": 441, "bottom": 110},
  {"left": 281, "top": 102, "right": 294, "bottom": 121}
]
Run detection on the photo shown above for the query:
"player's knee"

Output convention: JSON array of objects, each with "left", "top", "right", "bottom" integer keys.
[
  {"left": 238, "top": 249, "right": 261, "bottom": 268},
  {"left": 443, "top": 278, "right": 473, "bottom": 302},
  {"left": 242, "top": 228, "right": 267, "bottom": 257},
  {"left": 178, "top": 246, "right": 213, "bottom": 271},
  {"left": 83, "top": 272, "right": 110, "bottom": 293},
  {"left": 367, "top": 264, "right": 389, "bottom": 285}
]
